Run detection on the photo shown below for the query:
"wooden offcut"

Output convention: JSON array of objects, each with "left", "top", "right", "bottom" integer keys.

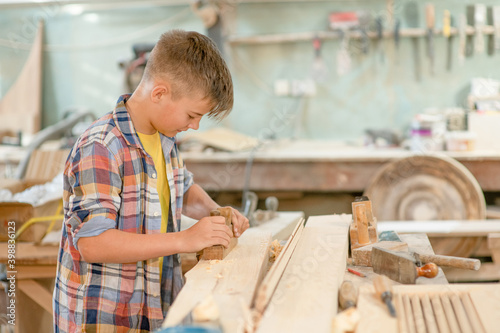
[
  {"left": 197, "top": 207, "right": 238, "bottom": 260},
  {"left": 352, "top": 241, "right": 409, "bottom": 267},
  {"left": 349, "top": 198, "right": 377, "bottom": 251}
]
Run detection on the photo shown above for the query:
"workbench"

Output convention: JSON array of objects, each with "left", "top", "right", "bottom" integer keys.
[
  {"left": 0, "top": 242, "right": 58, "bottom": 333},
  {"left": 181, "top": 140, "right": 500, "bottom": 192}
]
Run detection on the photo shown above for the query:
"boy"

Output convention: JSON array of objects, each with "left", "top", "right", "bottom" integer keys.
[{"left": 53, "top": 30, "right": 249, "bottom": 332}]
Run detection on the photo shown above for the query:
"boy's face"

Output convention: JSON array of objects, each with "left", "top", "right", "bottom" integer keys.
[{"left": 152, "top": 91, "right": 212, "bottom": 137}]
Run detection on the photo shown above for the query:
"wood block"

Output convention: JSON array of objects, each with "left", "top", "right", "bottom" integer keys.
[
  {"left": 487, "top": 233, "right": 500, "bottom": 263},
  {"left": 198, "top": 207, "right": 238, "bottom": 261},
  {"left": 198, "top": 238, "right": 238, "bottom": 261},
  {"left": 352, "top": 241, "right": 409, "bottom": 267},
  {"left": 349, "top": 222, "right": 377, "bottom": 251}
]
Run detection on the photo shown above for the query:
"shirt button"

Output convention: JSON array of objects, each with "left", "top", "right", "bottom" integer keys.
[
  {"left": 154, "top": 211, "right": 160, "bottom": 217},
  {"left": 151, "top": 173, "right": 157, "bottom": 179}
]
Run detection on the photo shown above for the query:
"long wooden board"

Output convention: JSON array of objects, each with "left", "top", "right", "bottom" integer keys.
[
  {"left": 163, "top": 229, "right": 272, "bottom": 332},
  {"left": 256, "top": 214, "right": 351, "bottom": 333},
  {"left": 378, "top": 220, "right": 500, "bottom": 237}
]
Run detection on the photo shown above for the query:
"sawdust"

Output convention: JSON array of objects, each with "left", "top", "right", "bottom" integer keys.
[{"left": 269, "top": 239, "right": 283, "bottom": 263}]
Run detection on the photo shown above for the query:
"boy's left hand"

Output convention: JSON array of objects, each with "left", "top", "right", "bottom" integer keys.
[{"left": 227, "top": 207, "right": 249, "bottom": 237}]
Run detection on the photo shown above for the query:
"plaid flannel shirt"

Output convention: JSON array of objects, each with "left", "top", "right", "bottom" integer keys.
[{"left": 53, "top": 95, "right": 193, "bottom": 332}]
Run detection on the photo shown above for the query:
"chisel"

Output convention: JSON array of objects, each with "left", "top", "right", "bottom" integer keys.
[
  {"left": 494, "top": 6, "right": 500, "bottom": 52},
  {"left": 425, "top": 3, "right": 435, "bottom": 75},
  {"left": 373, "top": 275, "right": 396, "bottom": 317},
  {"left": 474, "top": 4, "right": 487, "bottom": 54},
  {"left": 443, "top": 10, "right": 453, "bottom": 71},
  {"left": 404, "top": 1, "right": 421, "bottom": 81}
]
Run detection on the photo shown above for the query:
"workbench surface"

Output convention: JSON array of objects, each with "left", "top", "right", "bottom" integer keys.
[{"left": 180, "top": 140, "right": 500, "bottom": 192}]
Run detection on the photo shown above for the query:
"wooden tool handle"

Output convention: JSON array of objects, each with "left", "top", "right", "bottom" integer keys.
[
  {"left": 373, "top": 274, "right": 392, "bottom": 297},
  {"left": 426, "top": 4, "right": 435, "bottom": 28},
  {"left": 416, "top": 263, "right": 438, "bottom": 279},
  {"left": 418, "top": 254, "right": 481, "bottom": 270},
  {"left": 339, "top": 280, "right": 358, "bottom": 310},
  {"left": 210, "top": 207, "right": 234, "bottom": 233},
  {"left": 443, "top": 10, "right": 451, "bottom": 37}
]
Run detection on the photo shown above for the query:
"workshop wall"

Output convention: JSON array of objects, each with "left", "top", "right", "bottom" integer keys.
[{"left": 0, "top": 0, "right": 499, "bottom": 142}]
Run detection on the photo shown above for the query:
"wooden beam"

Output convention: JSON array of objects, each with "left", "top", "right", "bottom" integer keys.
[
  {"left": 163, "top": 229, "right": 272, "bottom": 332},
  {"left": 255, "top": 214, "right": 351, "bottom": 332},
  {"left": 378, "top": 220, "right": 500, "bottom": 237}
]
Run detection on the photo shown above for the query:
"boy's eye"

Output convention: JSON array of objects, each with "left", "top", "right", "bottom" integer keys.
[{"left": 188, "top": 115, "right": 195, "bottom": 119}]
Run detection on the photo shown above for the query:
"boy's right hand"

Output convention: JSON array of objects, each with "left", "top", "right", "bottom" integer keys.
[{"left": 181, "top": 216, "right": 233, "bottom": 253}]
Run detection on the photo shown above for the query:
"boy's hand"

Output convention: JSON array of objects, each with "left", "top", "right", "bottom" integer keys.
[
  {"left": 183, "top": 216, "right": 233, "bottom": 252},
  {"left": 228, "top": 207, "right": 250, "bottom": 238}
]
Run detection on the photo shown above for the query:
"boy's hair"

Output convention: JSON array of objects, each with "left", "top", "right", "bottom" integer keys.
[{"left": 143, "top": 29, "right": 233, "bottom": 120}]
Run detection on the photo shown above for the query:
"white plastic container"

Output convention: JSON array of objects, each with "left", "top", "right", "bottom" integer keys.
[{"left": 445, "top": 131, "right": 476, "bottom": 151}]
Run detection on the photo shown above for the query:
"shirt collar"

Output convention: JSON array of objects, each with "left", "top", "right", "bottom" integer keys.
[{"left": 113, "top": 94, "right": 176, "bottom": 151}]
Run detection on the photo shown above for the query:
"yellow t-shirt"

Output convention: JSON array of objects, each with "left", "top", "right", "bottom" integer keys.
[{"left": 137, "top": 131, "right": 170, "bottom": 279}]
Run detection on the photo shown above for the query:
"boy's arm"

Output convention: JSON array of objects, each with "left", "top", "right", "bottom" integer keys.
[
  {"left": 78, "top": 215, "right": 232, "bottom": 263},
  {"left": 183, "top": 183, "right": 249, "bottom": 237}
]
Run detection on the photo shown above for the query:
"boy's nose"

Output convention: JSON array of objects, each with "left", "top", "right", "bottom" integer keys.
[{"left": 188, "top": 119, "right": 200, "bottom": 130}]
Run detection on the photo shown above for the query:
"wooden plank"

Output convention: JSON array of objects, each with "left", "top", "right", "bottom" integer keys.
[
  {"left": 421, "top": 294, "right": 439, "bottom": 333},
  {"left": 0, "top": 243, "right": 59, "bottom": 265},
  {"left": 487, "top": 233, "right": 500, "bottom": 263},
  {"left": 440, "top": 294, "right": 461, "bottom": 333},
  {"left": 256, "top": 214, "right": 350, "bottom": 333},
  {"left": 16, "top": 265, "right": 56, "bottom": 280},
  {"left": 469, "top": 285, "right": 500, "bottom": 333},
  {"left": 18, "top": 279, "right": 52, "bottom": 313},
  {"left": 163, "top": 229, "right": 272, "bottom": 332},
  {"left": 461, "top": 292, "right": 486, "bottom": 333},
  {"left": 430, "top": 295, "right": 450, "bottom": 333},
  {"left": 450, "top": 293, "right": 473, "bottom": 333},
  {"left": 442, "top": 262, "right": 500, "bottom": 282},
  {"left": 378, "top": 220, "right": 500, "bottom": 237}
]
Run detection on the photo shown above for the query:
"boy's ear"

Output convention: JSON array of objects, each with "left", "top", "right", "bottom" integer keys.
[{"left": 150, "top": 83, "right": 170, "bottom": 103}]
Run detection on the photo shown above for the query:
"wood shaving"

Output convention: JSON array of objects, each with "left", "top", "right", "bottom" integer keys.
[{"left": 269, "top": 239, "right": 283, "bottom": 263}]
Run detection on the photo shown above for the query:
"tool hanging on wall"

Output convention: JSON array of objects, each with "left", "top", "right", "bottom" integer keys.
[
  {"left": 487, "top": 6, "right": 500, "bottom": 56},
  {"left": 329, "top": 12, "right": 359, "bottom": 76},
  {"left": 443, "top": 10, "right": 453, "bottom": 71},
  {"left": 375, "top": 16, "right": 385, "bottom": 64},
  {"left": 425, "top": 3, "right": 435, "bottom": 75},
  {"left": 473, "top": 4, "right": 487, "bottom": 54},
  {"left": 493, "top": 7, "right": 500, "bottom": 53},
  {"left": 404, "top": 1, "right": 421, "bottom": 81},
  {"left": 191, "top": 0, "right": 225, "bottom": 57},
  {"left": 458, "top": 14, "right": 467, "bottom": 65},
  {"left": 394, "top": 18, "right": 401, "bottom": 64},
  {"left": 311, "top": 36, "right": 328, "bottom": 82},
  {"left": 358, "top": 12, "right": 371, "bottom": 55}
]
